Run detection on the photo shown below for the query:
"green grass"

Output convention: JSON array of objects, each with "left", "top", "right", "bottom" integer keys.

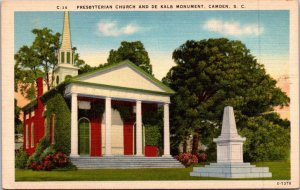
[{"left": 15, "top": 161, "right": 290, "bottom": 181}]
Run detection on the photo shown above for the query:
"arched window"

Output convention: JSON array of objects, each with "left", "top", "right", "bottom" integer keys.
[
  {"left": 31, "top": 124, "right": 34, "bottom": 148},
  {"left": 67, "top": 52, "right": 70, "bottom": 64},
  {"left": 78, "top": 118, "right": 90, "bottom": 155},
  {"left": 61, "top": 52, "right": 65, "bottom": 63}
]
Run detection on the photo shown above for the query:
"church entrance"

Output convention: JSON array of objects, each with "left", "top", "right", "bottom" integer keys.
[
  {"left": 101, "top": 109, "right": 124, "bottom": 155},
  {"left": 78, "top": 118, "right": 90, "bottom": 155}
]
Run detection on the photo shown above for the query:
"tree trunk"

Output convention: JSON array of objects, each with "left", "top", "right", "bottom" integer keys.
[
  {"left": 46, "top": 72, "right": 50, "bottom": 90},
  {"left": 183, "top": 138, "right": 187, "bottom": 153},
  {"left": 191, "top": 132, "right": 200, "bottom": 154}
]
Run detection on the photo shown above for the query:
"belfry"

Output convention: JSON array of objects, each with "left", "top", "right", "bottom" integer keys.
[{"left": 53, "top": 11, "right": 79, "bottom": 86}]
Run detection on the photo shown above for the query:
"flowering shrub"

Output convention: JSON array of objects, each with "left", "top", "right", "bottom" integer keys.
[
  {"left": 28, "top": 152, "right": 70, "bottom": 171},
  {"left": 53, "top": 152, "right": 68, "bottom": 167},
  {"left": 175, "top": 152, "right": 198, "bottom": 167},
  {"left": 197, "top": 153, "right": 208, "bottom": 163}
]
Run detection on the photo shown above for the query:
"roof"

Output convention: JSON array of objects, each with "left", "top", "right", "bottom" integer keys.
[
  {"left": 74, "top": 60, "right": 175, "bottom": 94},
  {"left": 22, "top": 60, "right": 174, "bottom": 111}
]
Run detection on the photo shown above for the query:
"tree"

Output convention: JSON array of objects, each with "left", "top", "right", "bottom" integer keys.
[
  {"left": 15, "top": 28, "right": 85, "bottom": 99},
  {"left": 163, "top": 38, "right": 289, "bottom": 157},
  {"left": 107, "top": 41, "right": 152, "bottom": 75},
  {"left": 15, "top": 99, "right": 22, "bottom": 134}
]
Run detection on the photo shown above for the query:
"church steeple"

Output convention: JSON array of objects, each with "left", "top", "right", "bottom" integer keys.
[
  {"left": 53, "top": 11, "right": 79, "bottom": 86},
  {"left": 61, "top": 11, "right": 72, "bottom": 52}
]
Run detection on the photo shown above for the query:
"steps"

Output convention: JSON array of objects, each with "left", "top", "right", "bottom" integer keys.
[
  {"left": 70, "top": 156, "right": 184, "bottom": 169},
  {"left": 190, "top": 163, "right": 272, "bottom": 178}
]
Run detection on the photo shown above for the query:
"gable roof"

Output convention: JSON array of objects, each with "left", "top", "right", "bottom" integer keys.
[
  {"left": 73, "top": 60, "right": 175, "bottom": 94},
  {"left": 22, "top": 60, "right": 174, "bottom": 111}
]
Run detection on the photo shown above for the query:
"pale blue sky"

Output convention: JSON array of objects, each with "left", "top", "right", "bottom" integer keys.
[{"left": 15, "top": 11, "right": 289, "bottom": 79}]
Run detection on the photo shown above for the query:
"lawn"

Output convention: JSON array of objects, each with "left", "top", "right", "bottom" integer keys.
[{"left": 15, "top": 161, "right": 290, "bottom": 181}]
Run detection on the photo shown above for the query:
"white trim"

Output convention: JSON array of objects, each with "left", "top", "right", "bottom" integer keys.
[
  {"left": 136, "top": 100, "right": 143, "bottom": 156},
  {"left": 105, "top": 97, "right": 112, "bottom": 156},
  {"left": 70, "top": 93, "right": 79, "bottom": 157},
  {"left": 163, "top": 103, "right": 171, "bottom": 157},
  {"left": 65, "top": 83, "right": 171, "bottom": 104},
  {"left": 78, "top": 117, "right": 91, "bottom": 156}
]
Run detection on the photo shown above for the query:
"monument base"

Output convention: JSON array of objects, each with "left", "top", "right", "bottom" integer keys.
[{"left": 190, "top": 162, "right": 272, "bottom": 178}]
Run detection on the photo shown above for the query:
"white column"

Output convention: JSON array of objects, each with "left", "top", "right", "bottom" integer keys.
[
  {"left": 70, "top": 93, "right": 79, "bottom": 157},
  {"left": 105, "top": 97, "right": 112, "bottom": 156},
  {"left": 136, "top": 100, "right": 143, "bottom": 156},
  {"left": 163, "top": 103, "right": 171, "bottom": 157}
]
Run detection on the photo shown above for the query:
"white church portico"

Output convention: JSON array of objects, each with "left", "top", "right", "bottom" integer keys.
[
  {"left": 65, "top": 61, "right": 174, "bottom": 158},
  {"left": 53, "top": 11, "right": 174, "bottom": 159}
]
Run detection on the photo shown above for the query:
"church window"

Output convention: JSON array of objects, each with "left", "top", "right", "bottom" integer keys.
[
  {"left": 61, "top": 52, "right": 65, "bottom": 63},
  {"left": 31, "top": 124, "right": 34, "bottom": 148},
  {"left": 25, "top": 124, "right": 29, "bottom": 149},
  {"left": 67, "top": 52, "right": 70, "bottom": 64}
]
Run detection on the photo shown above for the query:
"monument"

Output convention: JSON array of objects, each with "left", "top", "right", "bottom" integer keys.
[{"left": 190, "top": 106, "right": 272, "bottom": 178}]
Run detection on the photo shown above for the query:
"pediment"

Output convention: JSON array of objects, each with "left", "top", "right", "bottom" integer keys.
[{"left": 75, "top": 61, "right": 173, "bottom": 94}]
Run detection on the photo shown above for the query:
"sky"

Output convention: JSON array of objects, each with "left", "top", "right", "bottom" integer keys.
[{"left": 15, "top": 10, "right": 289, "bottom": 80}]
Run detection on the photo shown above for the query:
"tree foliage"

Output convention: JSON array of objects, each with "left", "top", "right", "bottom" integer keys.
[
  {"left": 15, "top": 28, "right": 85, "bottom": 99},
  {"left": 107, "top": 41, "right": 152, "bottom": 75},
  {"left": 240, "top": 116, "right": 290, "bottom": 161},
  {"left": 44, "top": 94, "right": 71, "bottom": 155},
  {"left": 163, "top": 38, "right": 289, "bottom": 160}
]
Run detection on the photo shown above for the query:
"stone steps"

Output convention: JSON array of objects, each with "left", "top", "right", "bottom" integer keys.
[
  {"left": 190, "top": 163, "right": 272, "bottom": 178},
  {"left": 70, "top": 156, "right": 184, "bottom": 169}
]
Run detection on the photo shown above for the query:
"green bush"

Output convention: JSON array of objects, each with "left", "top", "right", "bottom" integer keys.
[
  {"left": 44, "top": 94, "right": 71, "bottom": 155},
  {"left": 240, "top": 116, "right": 290, "bottom": 162},
  {"left": 27, "top": 137, "right": 50, "bottom": 167},
  {"left": 15, "top": 147, "right": 29, "bottom": 169},
  {"left": 145, "top": 125, "right": 161, "bottom": 146}
]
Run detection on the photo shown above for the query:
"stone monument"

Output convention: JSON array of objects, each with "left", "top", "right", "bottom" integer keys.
[{"left": 190, "top": 106, "right": 272, "bottom": 178}]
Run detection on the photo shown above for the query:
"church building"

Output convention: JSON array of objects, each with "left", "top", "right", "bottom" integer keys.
[{"left": 22, "top": 12, "right": 175, "bottom": 160}]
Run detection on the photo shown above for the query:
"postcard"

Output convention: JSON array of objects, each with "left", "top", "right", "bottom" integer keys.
[{"left": 1, "top": 0, "right": 299, "bottom": 189}]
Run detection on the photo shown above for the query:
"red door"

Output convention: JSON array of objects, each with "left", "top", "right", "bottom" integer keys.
[
  {"left": 124, "top": 122, "right": 134, "bottom": 155},
  {"left": 90, "top": 115, "right": 101, "bottom": 157}
]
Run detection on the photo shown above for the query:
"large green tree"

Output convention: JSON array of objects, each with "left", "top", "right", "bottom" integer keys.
[
  {"left": 163, "top": 38, "right": 289, "bottom": 158},
  {"left": 107, "top": 41, "right": 152, "bottom": 75},
  {"left": 15, "top": 28, "right": 85, "bottom": 99}
]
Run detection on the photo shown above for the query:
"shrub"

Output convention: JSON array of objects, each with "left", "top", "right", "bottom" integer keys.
[
  {"left": 27, "top": 137, "right": 50, "bottom": 167},
  {"left": 145, "top": 125, "right": 161, "bottom": 146},
  {"left": 175, "top": 152, "right": 198, "bottom": 167},
  {"left": 44, "top": 94, "right": 71, "bottom": 155},
  {"left": 15, "top": 147, "right": 29, "bottom": 169},
  {"left": 28, "top": 151, "right": 72, "bottom": 171},
  {"left": 197, "top": 152, "right": 208, "bottom": 163},
  {"left": 240, "top": 116, "right": 290, "bottom": 162}
]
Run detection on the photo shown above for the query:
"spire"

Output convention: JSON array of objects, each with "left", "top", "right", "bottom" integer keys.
[
  {"left": 61, "top": 11, "right": 72, "bottom": 50},
  {"left": 53, "top": 11, "right": 78, "bottom": 87}
]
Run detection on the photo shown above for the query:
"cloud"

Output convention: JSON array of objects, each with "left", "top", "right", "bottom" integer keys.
[
  {"left": 203, "top": 19, "right": 264, "bottom": 36},
  {"left": 30, "top": 18, "right": 41, "bottom": 28},
  {"left": 97, "top": 20, "right": 140, "bottom": 37}
]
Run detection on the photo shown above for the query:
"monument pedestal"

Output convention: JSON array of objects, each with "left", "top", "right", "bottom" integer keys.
[
  {"left": 190, "top": 162, "right": 272, "bottom": 178},
  {"left": 190, "top": 106, "right": 272, "bottom": 178}
]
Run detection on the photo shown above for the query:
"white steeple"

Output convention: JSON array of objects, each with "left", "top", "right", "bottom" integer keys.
[{"left": 53, "top": 11, "right": 79, "bottom": 86}]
